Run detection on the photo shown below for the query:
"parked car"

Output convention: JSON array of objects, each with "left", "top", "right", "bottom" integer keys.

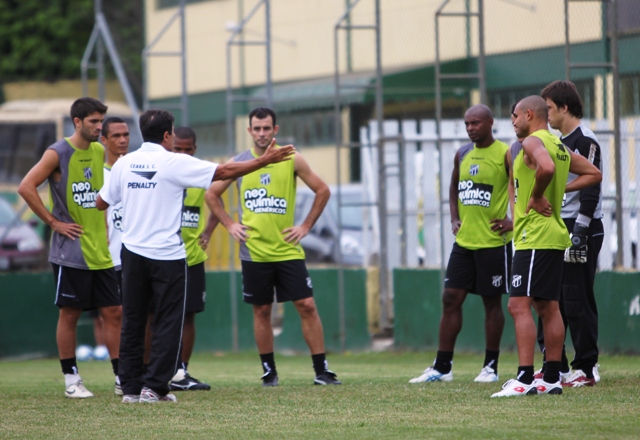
[
  {"left": 0, "top": 196, "right": 45, "bottom": 270},
  {"left": 295, "top": 184, "right": 372, "bottom": 265}
]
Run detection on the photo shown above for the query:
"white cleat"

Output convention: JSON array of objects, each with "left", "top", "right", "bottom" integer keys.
[
  {"left": 474, "top": 366, "right": 498, "bottom": 383},
  {"left": 65, "top": 380, "right": 94, "bottom": 399},
  {"left": 409, "top": 366, "right": 453, "bottom": 384},
  {"left": 491, "top": 379, "right": 537, "bottom": 398}
]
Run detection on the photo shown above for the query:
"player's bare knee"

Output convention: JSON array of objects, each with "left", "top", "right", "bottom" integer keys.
[
  {"left": 294, "top": 298, "right": 318, "bottom": 318},
  {"left": 442, "top": 289, "right": 465, "bottom": 311},
  {"left": 253, "top": 304, "right": 272, "bottom": 321}
]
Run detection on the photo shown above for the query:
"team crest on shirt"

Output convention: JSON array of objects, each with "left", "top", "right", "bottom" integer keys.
[
  {"left": 512, "top": 275, "right": 522, "bottom": 288},
  {"left": 469, "top": 164, "right": 479, "bottom": 176},
  {"left": 260, "top": 173, "right": 271, "bottom": 185},
  {"left": 83, "top": 167, "right": 92, "bottom": 180},
  {"left": 492, "top": 275, "right": 502, "bottom": 287}
]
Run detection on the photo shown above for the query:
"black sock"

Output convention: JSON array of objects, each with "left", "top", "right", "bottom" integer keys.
[
  {"left": 182, "top": 361, "right": 189, "bottom": 372},
  {"left": 259, "top": 352, "right": 277, "bottom": 375},
  {"left": 311, "top": 353, "right": 327, "bottom": 376},
  {"left": 143, "top": 364, "right": 148, "bottom": 374},
  {"left": 544, "top": 361, "right": 561, "bottom": 384},
  {"left": 60, "top": 357, "right": 78, "bottom": 375},
  {"left": 560, "top": 346, "right": 570, "bottom": 373},
  {"left": 434, "top": 351, "right": 454, "bottom": 374},
  {"left": 484, "top": 349, "right": 500, "bottom": 374},
  {"left": 516, "top": 366, "right": 534, "bottom": 385},
  {"left": 110, "top": 358, "right": 119, "bottom": 377}
]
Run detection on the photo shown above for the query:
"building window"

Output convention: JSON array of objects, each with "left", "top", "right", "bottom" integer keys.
[{"left": 277, "top": 110, "right": 337, "bottom": 147}]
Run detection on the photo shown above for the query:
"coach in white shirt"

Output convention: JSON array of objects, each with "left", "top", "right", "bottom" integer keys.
[{"left": 97, "top": 109, "right": 294, "bottom": 403}]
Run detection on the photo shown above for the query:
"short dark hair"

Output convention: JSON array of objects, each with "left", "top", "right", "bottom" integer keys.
[
  {"left": 70, "top": 97, "right": 108, "bottom": 121},
  {"left": 249, "top": 107, "right": 277, "bottom": 126},
  {"left": 175, "top": 126, "right": 196, "bottom": 144},
  {"left": 139, "top": 109, "right": 174, "bottom": 144},
  {"left": 540, "top": 80, "right": 584, "bottom": 119},
  {"left": 102, "top": 117, "right": 126, "bottom": 137}
]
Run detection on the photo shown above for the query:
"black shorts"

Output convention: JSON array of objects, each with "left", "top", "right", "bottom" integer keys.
[
  {"left": 241, "top": 259, "right": 313, "bottom": 305},
  {"left": 52, "top": 264, "right": 121, "bottom": 310},
  {"left": 444, "top": 242, "right": 512, "bottom": 296},
  {"left": 185, "top": 262, "right": 206, "bottom": 314},
  {"left": 510, "top": 249, "right": 564, "bottom": 300}
]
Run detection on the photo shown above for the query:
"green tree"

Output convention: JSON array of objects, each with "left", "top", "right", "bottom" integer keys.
[{"left": 0, "top": 0, "right": 143, "bottom": 104}]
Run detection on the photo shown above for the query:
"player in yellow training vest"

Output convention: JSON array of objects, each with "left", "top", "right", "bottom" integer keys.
[
  {"left": 491, "top": 95, "right": 601, "bottom": 398},
  {"left": 410, "top": 104, "right": 513, "bottom": 385},
  {"left": 18, "top": 97, "right": 122, "bottom": 399},
  {"left": 207, "top": 107, "right": 342, "bottom": 386}
]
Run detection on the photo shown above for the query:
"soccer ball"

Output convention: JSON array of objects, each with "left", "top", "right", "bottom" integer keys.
[
  {"left": 92, "top": 345, "right": 110, "bottom": 361},
  {"left": 76, "top": 344, "right": 93, "bottom": 362}
]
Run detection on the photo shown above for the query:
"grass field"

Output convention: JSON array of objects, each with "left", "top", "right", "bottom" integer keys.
[{"left": 1, "top": 351, "right": 639, "bottom": 439}]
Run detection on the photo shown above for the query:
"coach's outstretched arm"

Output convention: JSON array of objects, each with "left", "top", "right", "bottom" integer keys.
[{"left": 214, "top": 139, "right": 294, "bottom": 181}]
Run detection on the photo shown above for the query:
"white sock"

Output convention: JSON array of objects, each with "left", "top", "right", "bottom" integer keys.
[{"left": 64, "top": 373, "right": 81, "bottom": 388}]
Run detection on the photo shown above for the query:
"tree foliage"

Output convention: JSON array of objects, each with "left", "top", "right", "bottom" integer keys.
[{"left": 0, "top": 0, "right": 143, "bottom": 102}]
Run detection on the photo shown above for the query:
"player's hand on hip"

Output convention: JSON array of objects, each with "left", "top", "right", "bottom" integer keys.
[
  {"left": 451, "top": 219, "right": 461, "bottom": 235},
  {"left": 52, "top": 219, "right": 83, "bottom": 240},
  {"left": 263, "top": 138, "right": 295, "bottom": 164},
  {"left": 526, "top": 196, "right": 552, "bottom": 217},
  {"left": 228, "top": 222, "right": 250, "bottom": 243},
  {"left": 282, "top": 225, "right": 308, "bottom": 245},
  {"left": 490, "top": 217, "right": 513, "bottom": 235}
]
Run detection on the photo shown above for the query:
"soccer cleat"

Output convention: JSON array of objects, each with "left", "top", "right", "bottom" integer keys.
[
  {"left": 409, "top": 366, "right": 453, "bottom": 384},
  {"left": 491, "top": 379, "right": 538, "bottom": 397},
  {"left": 65, "top": 380, "right": 94, "bottom": 399},
  {"left": 261, "top": 371, "right": 279, "bottom": 387},
  {"left": 562, "top": 370, "right": 596, "bottom": 388},
  {"left": 314, "top": 370, "right": 342, "bottom": 385},
  {"left": 593, "top": 364, "right": 601, "bottom": 383},
  {"left": 170, "top": 373, "right": 211, "bottom": 391},
  {"left": 536, "top": 379, "right": 563, "bottom": 395},
  {"left": 122, "top": 394, "right": 140, "bottom": 403},
  {"left": 139, "top": 387, "right": 177, "bottom": 403},
  {"left": 474, "top": 366, "right": 498, "bottom": 383}
]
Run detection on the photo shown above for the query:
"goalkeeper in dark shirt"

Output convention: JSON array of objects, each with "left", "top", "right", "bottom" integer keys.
[{"left": 538, "top": 80, "right": 604, "bottom": 387}]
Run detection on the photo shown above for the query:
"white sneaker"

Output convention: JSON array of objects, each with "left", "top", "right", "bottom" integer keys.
[
  {"left": 560, "top": 370, "right": 573, "bottom": 383},
  {"left": 491, "top": 379, "right": 537, "bottom": 397},
  {"left": 139, "top": 387, "right": 177, "bottom": 403},
  {"left": 65, "top": 380, "right": 94, "bottom": 399},
  {"left": 593, "top": 364, "right": 600, "bottom": 383},
  {"left": 409, "top": 366, "right": 453, "bottom": 383},
  {"left": 536, "top": 379, "right": 563, "bottom": 395},
  {"left": 474, "top": 366, "right": 498, "bottom": 383},
  {"left": 122, "top": 394, "right": 140, "bottom": 403}
]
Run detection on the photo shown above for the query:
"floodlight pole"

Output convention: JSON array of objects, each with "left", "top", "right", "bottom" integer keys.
[
  {"left": 142, "top": 0, "right": 189, "bottom": 126},
  {"left": 81, "top": 0, "right": 142, "bottom": 138},
  {"left": 565, "top": 0, "right": 623, "bottom": 268}
]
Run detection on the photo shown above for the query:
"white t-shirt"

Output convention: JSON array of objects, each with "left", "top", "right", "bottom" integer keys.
[
  {"left": 103, "top": 165, "right": 123, "bottom": 268},
  {"left": 99, "top": 142, "right": 217, "bottom": 260}
]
